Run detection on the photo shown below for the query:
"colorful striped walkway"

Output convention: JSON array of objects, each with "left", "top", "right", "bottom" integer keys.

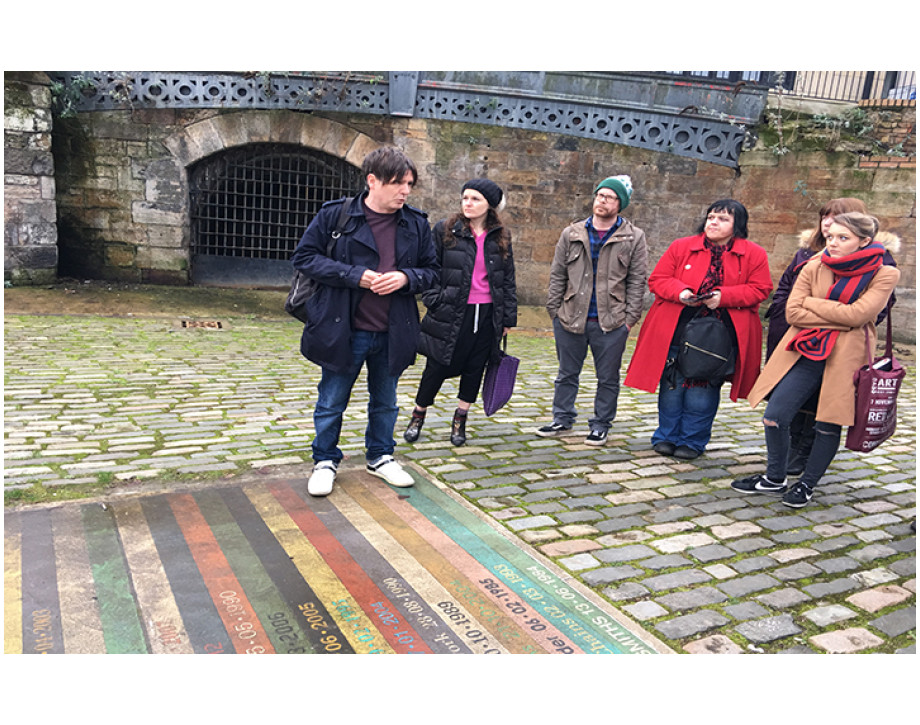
[{"left": 5, "top": 468, "right": 668, "bottom": 654}]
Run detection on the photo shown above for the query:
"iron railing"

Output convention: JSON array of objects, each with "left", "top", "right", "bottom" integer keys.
[
  {"left": 656, "top": 71, "right": 916, "bottom": 103},
  {"left": 782, "top": 71, "right": 916, "bottom": 102}
]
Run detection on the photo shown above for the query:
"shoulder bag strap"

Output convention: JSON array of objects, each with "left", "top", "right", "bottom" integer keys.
[
  {"left": 327, "top": 196, "right": 352, "bottom": 259},
  {"left": 864, "top": 300, "right": 895, "bottom": 364},
  {"left": 884, "top": 299, "right": 894, "bottom": 359}
]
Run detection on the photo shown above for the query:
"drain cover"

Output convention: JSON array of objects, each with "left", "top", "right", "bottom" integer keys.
[{"left": 179, "top": 320, "right": 224, "bottom": 329}]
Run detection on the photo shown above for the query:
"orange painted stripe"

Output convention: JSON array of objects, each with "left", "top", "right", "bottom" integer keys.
[
  {"left": 348, "top": 478, "right": 557, "bottom": 654},
  {"left": 268, "top": 482, "right": 433, "bottom": 654},
  {"left": 168, "top": 493, "right": 275, "bottom": 654}
]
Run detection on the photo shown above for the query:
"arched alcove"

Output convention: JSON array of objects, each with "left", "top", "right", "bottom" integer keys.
[{"left": 163, "top": 111, "right": 378, "bottom": 287}]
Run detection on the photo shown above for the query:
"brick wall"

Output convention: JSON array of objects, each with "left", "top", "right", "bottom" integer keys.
[
  {"left": 18, "top": 105, "right": 918, "bottom": 340},
  {"left": 858, "top": 99, "right": 916, "bottom": 159}
]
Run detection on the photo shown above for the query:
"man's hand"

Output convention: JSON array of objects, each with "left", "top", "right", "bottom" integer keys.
[{"left": 360, "top": 270, "right": 408, "bottom": 295}]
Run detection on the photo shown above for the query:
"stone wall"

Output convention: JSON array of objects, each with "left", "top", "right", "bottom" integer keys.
[
  {"left": 12, "top": 102, "right": 918, "bottom": 339},
  {"left": 3, "top": 71, "right": 58, "bottom": 284}
]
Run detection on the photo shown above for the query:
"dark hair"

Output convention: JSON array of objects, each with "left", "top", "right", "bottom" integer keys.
[
  {"left": 361, "top": 146, "right": 418, "bottom": 186},
  {"left": 696, "top": 199, "right": 749, "bottom": 239},
  {"left": 804, "top": 197, "right": 868, "bottom": 252},
  {"left": 443, "top": 209, "right": 511, "bottom": 259}
]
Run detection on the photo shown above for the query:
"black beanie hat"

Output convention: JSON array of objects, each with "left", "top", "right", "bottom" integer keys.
[{"left": 462, "top": 178, "right": 505, "bottom": 210}]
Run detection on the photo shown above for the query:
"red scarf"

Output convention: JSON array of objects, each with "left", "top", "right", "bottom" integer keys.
[{"left": 787, "top": 243, "right": 885, "bottom": 360}]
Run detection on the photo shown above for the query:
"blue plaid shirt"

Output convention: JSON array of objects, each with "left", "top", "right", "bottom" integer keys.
[{"left": 586, "top": 216, "right": 622, "bottom": 319}]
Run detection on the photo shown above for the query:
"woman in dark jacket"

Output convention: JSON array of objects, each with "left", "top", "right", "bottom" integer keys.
[{"left": 404, "top": 179, "right": 517, "bottom": 446}]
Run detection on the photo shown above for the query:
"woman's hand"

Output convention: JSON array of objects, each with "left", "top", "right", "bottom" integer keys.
[{"left": 702, "top": 290, "right": 721, "bottom": 310}]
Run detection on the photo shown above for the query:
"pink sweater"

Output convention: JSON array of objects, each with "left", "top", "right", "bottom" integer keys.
[{"left": 467, "top": 231, "right": 493, "bottom": 303}]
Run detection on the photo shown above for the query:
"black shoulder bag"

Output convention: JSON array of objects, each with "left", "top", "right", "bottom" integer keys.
[{"left": 285, "top": 198, "right": 352, "bottom": 323}]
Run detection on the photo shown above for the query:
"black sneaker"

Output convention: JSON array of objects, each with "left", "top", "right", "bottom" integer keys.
[
  {"left": 731, "top": 474, "right": 787, "bottom": 495},
  {"left": 536, "top": 422, "right": 572, "bottom": 437},
  {"left": 585, "top": 429, "right": 607, "bottom": 446},
  {"left": 782, "top": 482, "right": 814, "bottom": 508}
]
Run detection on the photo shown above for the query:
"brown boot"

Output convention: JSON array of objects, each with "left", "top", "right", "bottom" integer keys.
[{"left": 450, "top": 409, "right": 467, "bottom": 446}]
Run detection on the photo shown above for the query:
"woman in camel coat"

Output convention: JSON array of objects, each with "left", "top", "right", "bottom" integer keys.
[{"left": 733, "top": 212, "right": 899, "bottom": 509}]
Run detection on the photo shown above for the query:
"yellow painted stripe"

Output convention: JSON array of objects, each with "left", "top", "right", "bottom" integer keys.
[
  {"left": 4, "top": 514, "right": 22, "bottom": 654},
  {"left": 332, "top": 484, "right": 510, "bottom": 654},
  {"left": 243, "top": 483, "right": 394, "bottom": 654},
  {"left": 113, "top": 501, "right": 194, "bottom": 654},
  {"left": 346, "top": 477, "right": 544, "bottom": 654},
  {"left": 51, "top": 507, "right": 106, "bottom": 654}
]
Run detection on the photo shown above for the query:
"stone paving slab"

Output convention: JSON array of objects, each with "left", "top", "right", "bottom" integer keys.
[{"left": 4, "top": 313, "right": 916, "bottom": 654}]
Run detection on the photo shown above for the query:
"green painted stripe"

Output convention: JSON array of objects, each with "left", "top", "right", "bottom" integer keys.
[
  {"left": 81, "top": 504, "right": 149, "bottom": 654},
  {"left": 406, "top": 482, "right": 660, "bottom": 654},
  {"left": 194, "top": 489, "right": 316, "bottom": 654}
]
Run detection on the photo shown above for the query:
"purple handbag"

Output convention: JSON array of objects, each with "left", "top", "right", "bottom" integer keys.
[
  {"left": 481, "top": 335, "right": 519, "bottom": 416},
  {"left": 844, "top": 310, "right": 905, "bottom": 453}
]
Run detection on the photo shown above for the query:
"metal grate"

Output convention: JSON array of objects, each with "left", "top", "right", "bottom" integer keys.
[
  {"left": 180, "top": 320, "right": 223, "bottom": 329},
  {"left": 189, "top": 143, "right": 362, "bottom": 261}
]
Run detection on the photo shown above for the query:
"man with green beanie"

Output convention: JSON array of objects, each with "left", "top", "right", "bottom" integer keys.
[{"left": 537, "top": 175, "right": 648, "bottom": 445}]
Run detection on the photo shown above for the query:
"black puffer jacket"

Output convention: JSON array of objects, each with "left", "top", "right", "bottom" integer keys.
[{"left": 417, "top": 218, "right": 517, "bottom": 366}]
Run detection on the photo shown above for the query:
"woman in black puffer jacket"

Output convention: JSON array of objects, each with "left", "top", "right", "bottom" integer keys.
[{"left": 404, "top": 178, "right": 517, "bottom": 446}]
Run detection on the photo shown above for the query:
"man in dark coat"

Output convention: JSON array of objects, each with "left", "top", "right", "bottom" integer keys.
[{"left": 291, "top": 146, "right": 439, "bottom": 496}]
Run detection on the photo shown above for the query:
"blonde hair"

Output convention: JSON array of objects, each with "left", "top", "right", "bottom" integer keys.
[
  {"left": 806, "top": 197, "right": 868, "bottom": 251},
  {"left": 831, "top": 212, "right": 879, "bottom": 242}
]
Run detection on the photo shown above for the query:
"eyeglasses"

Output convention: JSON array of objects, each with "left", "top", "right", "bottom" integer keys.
[{"left": 595, "top": 192, "right": 618, "bottom": 203}]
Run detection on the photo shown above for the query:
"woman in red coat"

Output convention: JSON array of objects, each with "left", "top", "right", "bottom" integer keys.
[{"left": 624, "top": 200, "right": 773, "bottom": 458}]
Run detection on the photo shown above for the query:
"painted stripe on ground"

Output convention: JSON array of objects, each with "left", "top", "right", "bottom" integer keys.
[
  {"left": 347, "top": 476, "right": 561, "bottom": 653},
  {"left": 52, "top": 507, "right": 106, "bottom": 654},
  {"left": 4, "top": 513, "right": 23, "bottom": 654},
  {"left": 4, "top": 468, "right": 667, "bottom": 654}
]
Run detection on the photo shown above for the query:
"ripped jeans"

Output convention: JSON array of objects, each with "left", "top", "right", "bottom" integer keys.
[{"left": 762, "top": 356, "right": 841, "bottom": 488}]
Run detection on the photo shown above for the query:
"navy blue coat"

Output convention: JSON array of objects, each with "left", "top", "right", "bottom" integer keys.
[{"left": 291, "top": 193, "right": 439, "bottom": 375}]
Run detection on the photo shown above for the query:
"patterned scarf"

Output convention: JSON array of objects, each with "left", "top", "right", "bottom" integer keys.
[
  {"left": 787, "top": 242, "right": 885, "bottom": 360},
  {"left": 699, "top": 237, "right": 732, "bottom": 296}
]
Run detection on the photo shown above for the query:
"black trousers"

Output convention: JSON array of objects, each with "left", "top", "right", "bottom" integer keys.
[{"left": 415, "top": 303, "right": 494, "bottom": 408}]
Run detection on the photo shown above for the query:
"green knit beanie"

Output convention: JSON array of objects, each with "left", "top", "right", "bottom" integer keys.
[{"left": 594, "top": 175, "right": 633, "bottom": 210}]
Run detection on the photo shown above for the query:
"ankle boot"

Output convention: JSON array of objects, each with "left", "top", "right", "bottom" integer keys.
[
  {"left": 787, "top": 424, "right": 816, "bottom": 476},
  {"left": 450, "top": 409, "right": 468, "bottom": 446},
  {"left": 403, "top": 409, "right": 426, "bottom": 443}
]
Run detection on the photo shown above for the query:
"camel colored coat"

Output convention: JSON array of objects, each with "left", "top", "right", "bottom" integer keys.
[{"left": 747, "top": 258, "right": 900, "bottom": 426}]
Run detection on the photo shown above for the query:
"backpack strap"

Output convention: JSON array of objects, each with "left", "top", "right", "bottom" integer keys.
[{"left": 326, "top": 197, "right": 352, "bottom": 256}]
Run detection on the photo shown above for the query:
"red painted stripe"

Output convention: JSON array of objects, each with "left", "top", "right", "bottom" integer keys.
[
  {"left": 362, "top": 480, "right": 580, "bottom": 653},
  {"left": 168, "top": 494, "right": 275, "bottom": 654},
  {"left": 267, "top": 482, "right": 433, "bottom": 654}
]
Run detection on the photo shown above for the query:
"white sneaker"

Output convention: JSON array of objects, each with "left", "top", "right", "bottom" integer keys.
[
  {"left": 307, "top": 460, "right": 338, "bottom": 497},
  {"left": 366, "top": 455, "right": 414, "bottom": 488}
]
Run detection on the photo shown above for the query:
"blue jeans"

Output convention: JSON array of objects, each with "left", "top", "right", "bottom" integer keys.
[
  {"left": 652, "top": 345, "right": 722, "bottom": 452},
  {"left": 312, "top": 330, "right": 399, "bottom": 464},
  {"left": 551, "top": 318, "right": 629, "bottom": 431},
  {"left": 762, "top": 356, "right": 840, "bottom": 487}
]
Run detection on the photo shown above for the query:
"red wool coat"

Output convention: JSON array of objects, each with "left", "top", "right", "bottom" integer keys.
[{"left": 624, "top": 234, "right": 773, "bottom": 401}]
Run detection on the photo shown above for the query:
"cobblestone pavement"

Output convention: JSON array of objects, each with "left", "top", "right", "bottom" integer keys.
[{"left": 4, "top": 312, "right": 916, "bottom": 654}]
